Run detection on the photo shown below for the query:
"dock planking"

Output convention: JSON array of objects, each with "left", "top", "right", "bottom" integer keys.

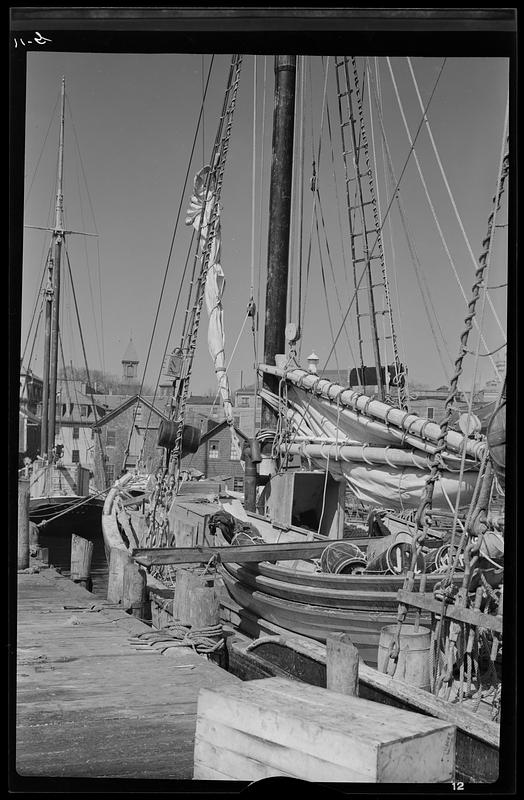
[{"left": 16, "top": 565, "right": 240, "bottom": 779}]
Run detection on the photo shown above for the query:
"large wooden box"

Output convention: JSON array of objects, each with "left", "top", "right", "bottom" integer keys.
[
  {"left": 193, "top": 677, "right": 455, "bottom": 782},
  {"left": 167, "top": 498, "right": 222, "bottom": 548},
  {"left": 264, "top": 471, "right": 345, "bottom": 538}
]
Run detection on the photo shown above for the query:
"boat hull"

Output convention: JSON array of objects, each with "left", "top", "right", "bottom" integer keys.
[
  {"left": 29, "top": 495, "right": 104, "bottom": 523},
  {"left": 219, "top": 561, "right": 433, "bottom": 667}
]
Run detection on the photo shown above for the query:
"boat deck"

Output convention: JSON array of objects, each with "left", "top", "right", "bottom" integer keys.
[{"left": 15, "top": 564, "right": 240, "bottom": 781}]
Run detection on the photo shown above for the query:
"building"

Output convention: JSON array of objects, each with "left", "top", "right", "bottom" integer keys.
[
  {"left": 19, "top": 368, "right": 43, "bottom": 464},
  {"left": 121, "top": 337, "right": 140, "bottom": 383},
  {"left": 91, "top": 394, "right": 168, "bottom": 488},
  {"left": 51, "top": 379, "right": 108, "bottom": 471}
]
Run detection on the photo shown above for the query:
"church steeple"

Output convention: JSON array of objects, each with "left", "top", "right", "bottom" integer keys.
[{"left": 122, "top": 337, "right": 139, "bottom": 382}]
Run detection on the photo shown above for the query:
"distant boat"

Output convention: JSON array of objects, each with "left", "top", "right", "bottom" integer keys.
[{"left": 22, "top": 77, "right": 105, "bottom": 528}]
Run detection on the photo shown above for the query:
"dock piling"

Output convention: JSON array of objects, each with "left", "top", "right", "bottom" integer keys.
[
  {"left": 122, "top": 560, "right": 148, "bottom": 618},
  {"left": 107, "top": 547, "right": 133, "bottom": 604},
  {"left": 326, "top": 632, "right": 359, "bottom": 696},
  {"left": 70, "top": 533, "right": 94, "bottom": 590},
  {"left": 18, "top": 478, "right": 30, "bottom": 570}
]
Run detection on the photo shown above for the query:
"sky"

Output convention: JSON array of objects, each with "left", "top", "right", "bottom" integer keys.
[{"left": 19, "top": 49, "right": 509, "bottom": 400}]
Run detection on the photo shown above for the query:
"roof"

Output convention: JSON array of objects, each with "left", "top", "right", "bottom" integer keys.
[
  {"left": 122, "top": 338, "right": 139, "bottom": 364},
  {"left": 184, "top": 395, "right": 217, "bottom": 405},
  {"left": 90, "top": 394, "right": 169, "bottom": 428},
  {"left": 236, "top": 384, "right": 256, "bottom": 394}
]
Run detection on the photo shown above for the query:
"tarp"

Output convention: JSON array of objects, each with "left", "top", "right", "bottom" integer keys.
[
  {"left": 259, "top": 379, "right": 481, "bottom": 512},
  {"left": 186, "top": 166, "right": 234, "bottom": 426}
]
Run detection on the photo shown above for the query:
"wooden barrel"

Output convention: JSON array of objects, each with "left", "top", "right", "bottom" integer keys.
[
  {"left": 320, "top": 541, "right": 367, "bottom": 575},
  {"left": 377, "top": 624, "right": 431, "bottom": 690},
  {"left": 174, "top": 568, "right": 220, "bottom": 629},
  {"left": 365, "top": 542, "right": 425, "bottom": 575},
  {"left": 157, "top": 421, "right": 201, "bottom": 456}
]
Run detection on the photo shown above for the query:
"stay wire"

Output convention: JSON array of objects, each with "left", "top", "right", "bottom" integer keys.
[{"left": 273, "top": 56, "right": 448, "bottom": 461}]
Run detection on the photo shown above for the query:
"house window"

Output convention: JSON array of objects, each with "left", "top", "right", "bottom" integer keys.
[
  {"left": 106, "top": 430, "right": 116, "bottom": 447},
  {"left": 209, "top": 440, "right": 219, "bottom": 460},
  {"left": 238, "top": 395, "right": 250, "bottom": 407},
  {"left": 427, "top": 407, "right": 435, "bottom": 420},
  {"left": 233, "top": 477, "right": 244, "bottom": 492},
  {"left": 80, "top": 404, "right": 89, "bottom": 417},
  {"left": 72, "top": 449, "right": 80, "bottom": 463},
  {"left": 73, "top": 427, "right": 79, "bottom": 439},
  {"left": 105, "top": 464, "right": 115, "bottom": 484}
]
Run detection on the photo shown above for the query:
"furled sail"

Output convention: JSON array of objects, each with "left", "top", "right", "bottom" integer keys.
[
  {"left": 260, "top": 364, "right": 485, "bottom": 511},
  {"left": 185, "top": 166, "right": 234, "bottom": 425}
]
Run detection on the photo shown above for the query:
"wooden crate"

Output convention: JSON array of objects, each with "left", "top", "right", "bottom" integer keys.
[
  {"left": 193, "top": 677, "right": 455, "bottom": 783},
  {"left": 167, "top": 498, "right": 222, "bottom": 548}
]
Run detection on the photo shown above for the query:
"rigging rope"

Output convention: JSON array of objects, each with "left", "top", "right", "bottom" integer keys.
[
  {"left": 387, "top": 57, "right": 504, "bottom": 379},
  {"left": 64, "top": 244, "right": 107, "bottom": 480},
  {"left": 413, "top": 137, "right": 509, "bottom": 533},
  {"left": 350, "top": 56, "right": 405, "bottom": 407},
  {"left": 407, "top": 57, "right": 507, "bottom": 346},
  {"left": 66, "top": 94, "right": 106, "bottom": 372},
  {"left": 146, "top": 55, "right": 243, "bottom": 554},
  {"left": 366, "top": 60, "right": 453, "bottom": 381},
  {"left": 270, "top": 57, "right": 449, "bottom": 467},
  {"left": 131, "top": 56, "right": 217, "bottom": 470}
]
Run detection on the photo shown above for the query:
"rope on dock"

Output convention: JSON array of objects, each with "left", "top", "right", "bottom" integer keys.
[{"left": 129, "top": 613, "right": 225, "bottom": 657}]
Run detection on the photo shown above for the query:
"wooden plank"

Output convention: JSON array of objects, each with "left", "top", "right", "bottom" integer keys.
[
  {"left": 132, "top": 540, "right": 329, "bottom": 566},
  {"left": 193, "top": 737, "right": 296, "bottom": 781},
  {"left": 16, "top": 566, "right": 240, "bottom": 780},
  {"left": 397, "top": 589, "right": 503, "bottom": 633},
  {"left": 195, "top": 716, "right": 363, "bottom": 781},
  {"left": 120, "top": 492, "right": 150, "bottom": 507}
]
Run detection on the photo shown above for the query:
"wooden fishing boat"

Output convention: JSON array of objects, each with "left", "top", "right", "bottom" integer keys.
[{"left": 100, "top": 53, "right": 506, "bottom": 782}]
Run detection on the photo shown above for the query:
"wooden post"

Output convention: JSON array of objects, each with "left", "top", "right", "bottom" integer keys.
[
  {"left": 174, "top": 568, "right": 220, "bottom": 629},
  {"left": 107, "top": 547, "right": 133, "bottom": 604},
  {"left": 29, "top": 521, "right": 40, "bottom": 554},
  {"left": 70, "top": 534, "right": 94, "bottom": 590},
  {"left": 18, "top": 478, "right": 30, "bottom": 570},
  {"left": 326, "top": 632, "right": 359, "bottom": 696},
  {"left": 122, "top": 560, "right": 147, "bottom": 618}
]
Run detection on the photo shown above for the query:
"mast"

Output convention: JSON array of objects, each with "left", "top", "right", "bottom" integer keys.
[
  {"left": 261, "top": 55, "right": 296, "bottom": 431},
  {"left": 39, "top": 248, "right": 53, "bottom": 455},
  {"left": 46, "top": 76, "right": 66, "bottom": 458}
]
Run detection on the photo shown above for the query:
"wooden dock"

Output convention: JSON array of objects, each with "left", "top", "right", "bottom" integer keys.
[{"left": 16, "top": 564, "right": 240, "bottom": 780}]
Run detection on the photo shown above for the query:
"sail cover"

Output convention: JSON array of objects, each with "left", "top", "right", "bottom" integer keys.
[
  {"left": 260, "top": 365, "right": 485, "bottom": 511},
  {"left": 186, "top": 166, "right": 234, "bottom": 426}
]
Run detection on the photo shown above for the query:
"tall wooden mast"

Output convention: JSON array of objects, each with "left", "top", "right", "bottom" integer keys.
[
  {"left": 41, "top": 76, "right": 66, "bottom": 458},
  {"left": 261, "top": 55, "right": 296, "bottom": 432}
]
